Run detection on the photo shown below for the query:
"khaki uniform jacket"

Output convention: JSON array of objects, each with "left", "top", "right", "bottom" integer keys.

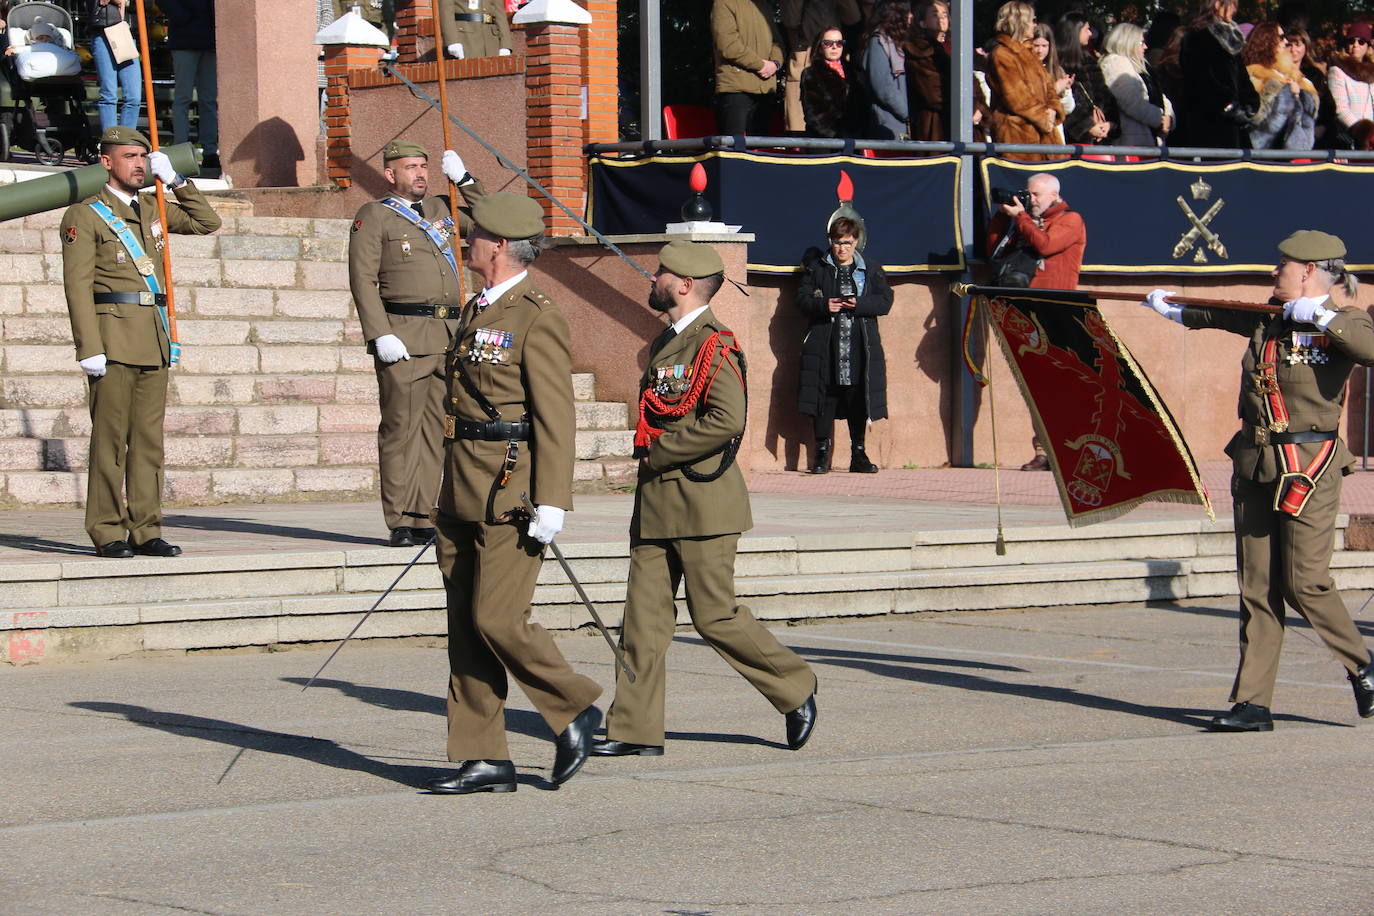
[
  {"left": 61, "top": 182, "right": 221, "bottom": 365},
  {"left": 1184, "top": 305, "right": 1374, "bottom": 481},
  {"left": 438, "top": 0, "right": 512, "bottom": 58},
  {"left": 439, "top": 275, "right": 575, "bottom": 522},
  {"left": 348, "top": 182, "right": 484, "bottom": 358},
  {"left": 712, "top": 0, "right": 783, "bottom": 95},
  {"left": 634, "top": 309, "right": 753, "bottom": 541}
]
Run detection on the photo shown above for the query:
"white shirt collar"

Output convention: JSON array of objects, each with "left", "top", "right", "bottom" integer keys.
[
  {"left": 105, "top": 183, "right": 137, "bottom": 208},
  {"left": 481, "top": 270, "right": 528, "bottom": 305},
  {"left": 671, "top": 304, "right": 710, "bottom": 336}
]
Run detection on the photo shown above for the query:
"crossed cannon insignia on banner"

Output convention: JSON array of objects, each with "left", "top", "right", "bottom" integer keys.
[{"left": 1173, "top": 176, "right": 1227, "bottom": 264}]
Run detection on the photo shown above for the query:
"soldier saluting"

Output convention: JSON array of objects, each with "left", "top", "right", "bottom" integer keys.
[
  {"left": 1143, "top": 230, "right": 1374, "bottom": 731},
  {"left": 60, "top": 126, "right": 221, "bottom": 558},
  {"left": 348, "top": 140, "right": 485, "bottom": 547}
]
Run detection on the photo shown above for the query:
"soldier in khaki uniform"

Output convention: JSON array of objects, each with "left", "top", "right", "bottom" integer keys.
[
  {"left": 1144, "top": 230, "right": 1374, "bottom": 731},
  {"left": 348, "top": 140, "right": 486, "bottom": 547},
  {"left": 424, "top": 193, "right": 601, "bottom": 796},
  {"left": 591, "top": 241, "right": 818, "bottom": 759},
  {"left": 438, "top": 0, "right": 511, "bottom": 59},
  {"left": 60, "top": 126, "right": 221, "bottom": 558}
]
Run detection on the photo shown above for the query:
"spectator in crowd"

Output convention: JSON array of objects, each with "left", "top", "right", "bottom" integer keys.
[
  {"left": 1144, "top": 11, "right": 1182, "bottom": 67},
  {"left": 1288, "top": 29, "right": 1337, "bottom": 147},
  {"left": 711, "top": 0, "right": 784, "bottom": 136},
  {"left": 1057, "top": 11, "right": 1118, "bottom": 145},
  {"left": 796, "top": 216, "right": 891, "bottom": 475},
  {"left": 1326, "top": 23, "right": 1374, "bottom": 144},
  {"left": 782, "top": 0, "right": 861, "bottom": 133},
  {"left": 160, "top": 0, "right": 218, "bottom": 173},
  {"left": 1172, "top": 0, "right": 1258, "bottom": 149},
  {"left": 1031, "top": 21, "right": 1073, "bottom": 142},
  {"left": 89, "top": 0, "right": 141, "bottom": 131},
  {"left": 801, "top": 26, "right": 861, "bottom": 137},
  {"left": 863, "top": 0, "right": 910, "bottom": 139},
  {"left": 986, "top": 0, "right": 1063, "bottom": 161},
  {"left": 902, "top": 0, "right": 949, "bottom": 141},
  {"left": 1101, "top": 22, "right": 1173, "bottom": 146},
  {"left": 1153, "top": 25, "right": 1189, "bottom": 115},
  {"left": 1243, "top": 22, "right": 1318, "bottom": 150}
]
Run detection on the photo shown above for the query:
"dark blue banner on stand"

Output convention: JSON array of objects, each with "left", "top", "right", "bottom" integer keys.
[{"left": 587, "top": 151, "right": 964, "bottom": 275}]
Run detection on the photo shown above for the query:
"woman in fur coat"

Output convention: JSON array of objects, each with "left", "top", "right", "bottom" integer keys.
[
  {"left": 903, "top": 0, "right": 950, "bottom": 141},
  {"left": 986, "top": 0, "right": 1063, "bottom": 161},
  {"left": 1100, "top": 21, "right": 1173, "bottom": 146},
  {"left": 801, "top": 26, "right": 862, "bottom": 138},
  {"left": 1242, "top": 22, "right": 1317, "bottom": 150},
  {"left": 1172, "top": 0, "right": 1258, "bottom": 149},
  {"left": 1327, "top": 23, "right": 1374, "bottom": 143}
]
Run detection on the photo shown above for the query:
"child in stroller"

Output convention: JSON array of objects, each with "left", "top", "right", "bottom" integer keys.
[{"left": 1, "top": 1, "right": 96, "bottom": 164}]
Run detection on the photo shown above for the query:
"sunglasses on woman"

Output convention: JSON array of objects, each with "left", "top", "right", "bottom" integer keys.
[{"left": 821, "top": 39, "right": 845, "bottom": 48}]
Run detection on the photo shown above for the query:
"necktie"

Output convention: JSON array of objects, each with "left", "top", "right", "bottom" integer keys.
[
  {"left": 460, "top": 293, "right": 488, "bottom": 335},
  {"left": 129, "top": 199, "right": 141, "bottom": 221}
]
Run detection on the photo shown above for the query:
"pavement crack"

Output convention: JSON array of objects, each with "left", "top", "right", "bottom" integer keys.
[{"left": 85, "top": 893, "right": 231, "bottom": 915}]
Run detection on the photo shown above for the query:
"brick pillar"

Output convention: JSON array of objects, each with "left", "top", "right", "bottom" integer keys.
[
  {"left": 395, "top": 0, "right": 438, "bottom": 63},
  {"left": 581, "top": 0, "right": 618, "bottom": 144},
  {"left": 322, "top": 44, "right": 387, "bottom": 188}
]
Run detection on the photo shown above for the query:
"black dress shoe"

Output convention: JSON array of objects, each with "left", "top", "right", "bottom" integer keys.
[
  {"left": 1207, "top": 701, "right": 1274, "bottom": 732},
  {"left": 389, "top": 527, "right": 417, "bottom": 547},
  {"left": 785, "top": 694, "right": 817, "bottom": 749},
  {"left": 410, "top": 528, "right": 437, "bottom": 544},
  {"left": 849, "top": 445, "right": 879, "bottom": 473},
  {"left": 1350, "top": 652, "right": 1374, "bottom": 718},
  {"left": 425, "top": 759, "right": 516, "bottom": 794},
  {"left": 810, "top": 438, "right": 832, "bottom": 474},
  {"left": 551, "top": 704, "right": 601, "bottom": 785},
  {"left": 95, "top": 540, "right": 134, "bottom": 558},
  {"left": 590, "top": 739, "right": 664, "bottom": 757},
  {"left": 1021, "top": 454, "right": 1051, "bottom": 471},
  {"left": 133, "top": 538, "right": 182, "bottom": 557}
]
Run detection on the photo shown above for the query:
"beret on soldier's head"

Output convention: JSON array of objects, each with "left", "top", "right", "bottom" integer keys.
[
  {"left": 657, "top": 240, "right": 724, "bottom": 278},
  {"left": 99, "top": 125, "right": 150, "bottom": 150},
  {"left": 383, "top": 140, "right": 429, "bottom": 162},
  {"left": 471, "top": 192, "right": 545, "bottom": 240},
  {"left": 1279, "top": 230, "right": 1347, "bottom": 262}
]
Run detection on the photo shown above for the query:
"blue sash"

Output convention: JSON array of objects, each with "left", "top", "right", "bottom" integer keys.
[
  {"left": 379, "top": 197, "right": 459, "bottom": 277},
  {"left": 88, "top": 199, "right": 179, "bottom": 365}
]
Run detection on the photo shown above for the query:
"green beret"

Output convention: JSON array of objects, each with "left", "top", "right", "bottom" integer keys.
[
  {"left": 658, "top": 240, "right": 724, "bottom": 278},
  {"left": 1278, "top": 230, "right": 1346, "bottom": 262},
  {"left": 382, "top": 140, "right": 429, "bottom": 162},
  {"left": 99, "top": 126, "right": 150, "bottom": 150},
  {"left": 471, "top": 192, "right": 544, "bottom": 240}
]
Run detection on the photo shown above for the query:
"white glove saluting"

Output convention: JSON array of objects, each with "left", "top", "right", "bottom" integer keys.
[
  {"left": 372, "top": 334, "right": 410, "bottom": 364},
  {"left": 446, "top": 42, "right": 464, "bottom": 59},
  {"left": 79, "top": 353, "right": 107, "bottom": 378},
  {"left": 441, "top": 149, "right": 470, "bottom": 186},
  {"left": 1141, "top": 289, "right": 1183, "bottom": 324},
  {"left": 1283, "top": 295, "right": 1337, "bottom": 328},
  {"left": 527, "top": 505, "right": 564, "bottom": 545},
  {"left": 147, "top": 150, "right": 178, "bottom": 186}
]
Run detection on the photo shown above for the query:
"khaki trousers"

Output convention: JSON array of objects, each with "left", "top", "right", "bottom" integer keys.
[
  {"left": 605, "top": 534, "right": 816, "bottom": 746},
  {"left": 84, "top": 362, "right": 167, "bottom": 548},
  {"left": 1230, "top": 472, "right": 1370, "bottom": 707},
  {"left": 436, "top": 512, "right": 602, "bottom": 761},
  {"left": 783, "top": 48, "right": 810, "bottom": 132},
  {"left": 375, "top": 352, "right": 446, "bottom": 530}
]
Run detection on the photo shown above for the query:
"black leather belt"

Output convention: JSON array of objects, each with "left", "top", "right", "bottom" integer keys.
[
  {"left": 94, "top": 291, "right": 166, "bottom": 306},
  {"left": 1243, "top": 423, "right": 1337, "bottom": 446},
  {"left": 453, "top": 12, "right": 492, "bottom": 22},
  {"left": 445, "top": 417, "right": 530, "bottom": 441},
  {"left": 384, "top": 300, "right": 459, "bottom": 320}
]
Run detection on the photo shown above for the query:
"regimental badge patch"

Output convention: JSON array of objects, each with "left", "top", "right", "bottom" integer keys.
[
  {"left": 64, "top": 226, "right": 77, "bottom": 244},
  {"left": 352, "top": 219, "right": 363, "bottom": 233}
]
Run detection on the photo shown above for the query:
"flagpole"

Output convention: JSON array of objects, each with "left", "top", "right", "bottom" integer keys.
[
  {"left": 130, "top": 0, "right": 180, "bottom": 362},
  {"left": 952, "top": 283, "right": 1282, "bottom": 316},
  {"left": 431, "top": 4, "right": 467, "bottom": 302}
]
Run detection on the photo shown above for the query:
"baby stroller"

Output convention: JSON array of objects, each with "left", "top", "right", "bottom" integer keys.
[{"left": 0, "top": 2, "right": 96, "bottom": 165}]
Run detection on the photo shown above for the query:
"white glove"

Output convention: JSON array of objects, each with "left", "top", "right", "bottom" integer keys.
[
  {"left": 498, "top": 48, "right": 510, "bottom": 56},
  {"left": 1284, "top": 295, "right": 1336, "bottom": 328},
  {"left": 446, "top": 42, "right": 464, "bottom": 59},
  {"left": 79, "top": 353, "right": 107, "bottom": 378},
  {"left": 1142, "top": 288, "right": 1183, "bottom": 324},
  {"left": 147, "top": 150, "right": 177, "bottom": 185},
  {"left": 441, "top": 149, "right": 470, "bottom": 186},
  {"left": 526, "top": 504, "right": 565, "bottom": 544},
  {"left": 372, "top": 333, "right": 410, "bottom": 364}
]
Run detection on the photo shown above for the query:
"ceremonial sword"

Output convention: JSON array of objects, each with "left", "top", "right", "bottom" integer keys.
[{"left": 521, "top": 493, "right": 636, "bottom": 683}]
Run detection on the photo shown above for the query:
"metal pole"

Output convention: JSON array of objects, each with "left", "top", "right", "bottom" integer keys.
[
  {"left": 950, "top": 0, "right": 976, "bottom": 467},
  {"left": 639, "top": 0, "right": 662, "bottom": 141},
  {"left": 1365, "top": 366, "right": 1370, "bottom": 471}
]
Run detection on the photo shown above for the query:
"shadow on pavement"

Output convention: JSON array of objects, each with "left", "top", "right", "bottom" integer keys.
[
  {"left": 163, "top": 514, "right": 381, "bottom": 547},
  {"left": 0, "top": 533, "right": 91, "bottom": 556},
  {"left": 1147, "top": 599, "right": 1374, "bottom": 639}
]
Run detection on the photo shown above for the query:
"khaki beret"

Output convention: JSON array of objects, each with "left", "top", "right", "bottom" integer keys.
[
  {"left": 382, "top": 140, "right": 428, "bottom": 162},
  {"left": 658, "top": 240, "right": 724, "bottom": 278},
  {"left": 99, "top": 126, "right": 150, "bottom": 150},
  {"left": 1279, "top": 230, "right": 1346, "bottom": 262},
  {"left": 471, "top": 192, "right": 544, "bottom": 240}
]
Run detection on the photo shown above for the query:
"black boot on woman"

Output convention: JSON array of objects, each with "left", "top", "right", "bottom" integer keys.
[
  {"left": 849, "top": 443, "right": 879, "bottom": 473},
  {"left": 810, "top": 438, "right": 833, "bottom": 474}
]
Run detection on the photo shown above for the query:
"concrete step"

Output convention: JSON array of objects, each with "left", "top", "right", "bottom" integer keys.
[{"left": 5, "top": 516, "right": 1372, "bottom": 662}]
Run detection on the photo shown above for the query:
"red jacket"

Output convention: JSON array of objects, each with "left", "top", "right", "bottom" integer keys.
[{"left": 987, "top": 200, "right": 1086, "bottom": 290}]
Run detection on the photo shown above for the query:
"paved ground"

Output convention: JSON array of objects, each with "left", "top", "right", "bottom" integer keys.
[{"left": 3, "top": 598, "right": 1372, "bottom": 914}]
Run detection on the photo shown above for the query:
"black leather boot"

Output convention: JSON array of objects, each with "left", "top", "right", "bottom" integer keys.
[
  {"left": 849, "top": 443, "right": 879, "bottom": 473},
  {"left": 1350, "top": 651, "right": 1374, "bottom": 718},
  {"left": 810, "top": 438, "right": 832, "bottom": 474}
]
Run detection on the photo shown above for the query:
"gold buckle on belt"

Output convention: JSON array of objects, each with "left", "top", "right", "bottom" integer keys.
[
  {"left": 434, "top": 305, "right": 452, "bottom": 320},
  {"left": 443, "top": 415, "right": 456, "bottom": 439},
  {"left": 138, "top": 291, "right": 157, "bottom": 305}
]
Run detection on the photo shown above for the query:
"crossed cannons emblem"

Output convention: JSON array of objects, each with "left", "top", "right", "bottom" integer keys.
[{"left": 1173, "top": 176, "right": 1227, "bottom": 263}]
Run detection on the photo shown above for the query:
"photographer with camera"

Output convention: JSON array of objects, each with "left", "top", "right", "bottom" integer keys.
[{"left": 985, "top": 172, "right": 1086, "bottom": 470}]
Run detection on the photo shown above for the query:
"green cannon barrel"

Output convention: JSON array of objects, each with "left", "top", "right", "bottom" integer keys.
[{"left": 0, "top": 143, "right": 202, "bottom": 224}]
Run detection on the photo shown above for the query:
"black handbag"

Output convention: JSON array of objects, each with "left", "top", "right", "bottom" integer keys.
[{"left": 991, "top": 246, "right": 1038, "bottom": 288}]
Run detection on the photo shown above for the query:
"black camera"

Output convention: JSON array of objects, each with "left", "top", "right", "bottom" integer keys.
[{"left": 992, "top": 187, "right": 1033, "bottom": 209}]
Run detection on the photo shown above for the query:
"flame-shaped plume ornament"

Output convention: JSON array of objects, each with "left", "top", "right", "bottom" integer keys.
[
  {"left": 826, "top": 168, "right": 867, "bottom": 250},
  {"left": 681, "top": 162, "right": 714, "bottom": 221}
]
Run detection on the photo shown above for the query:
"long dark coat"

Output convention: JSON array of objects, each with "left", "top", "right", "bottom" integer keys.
[
  {"left": 903, "top": 27, "right": 950, "bottom": 141},
  {"left": 801, "top": 61, "right": 861, "bottom": 138},
  {"left": 1172, "top": 22, "right": 1259, "bottom": 149},
  {"left": 795, "top": 252, "right": 892, "bottom": 421}
]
